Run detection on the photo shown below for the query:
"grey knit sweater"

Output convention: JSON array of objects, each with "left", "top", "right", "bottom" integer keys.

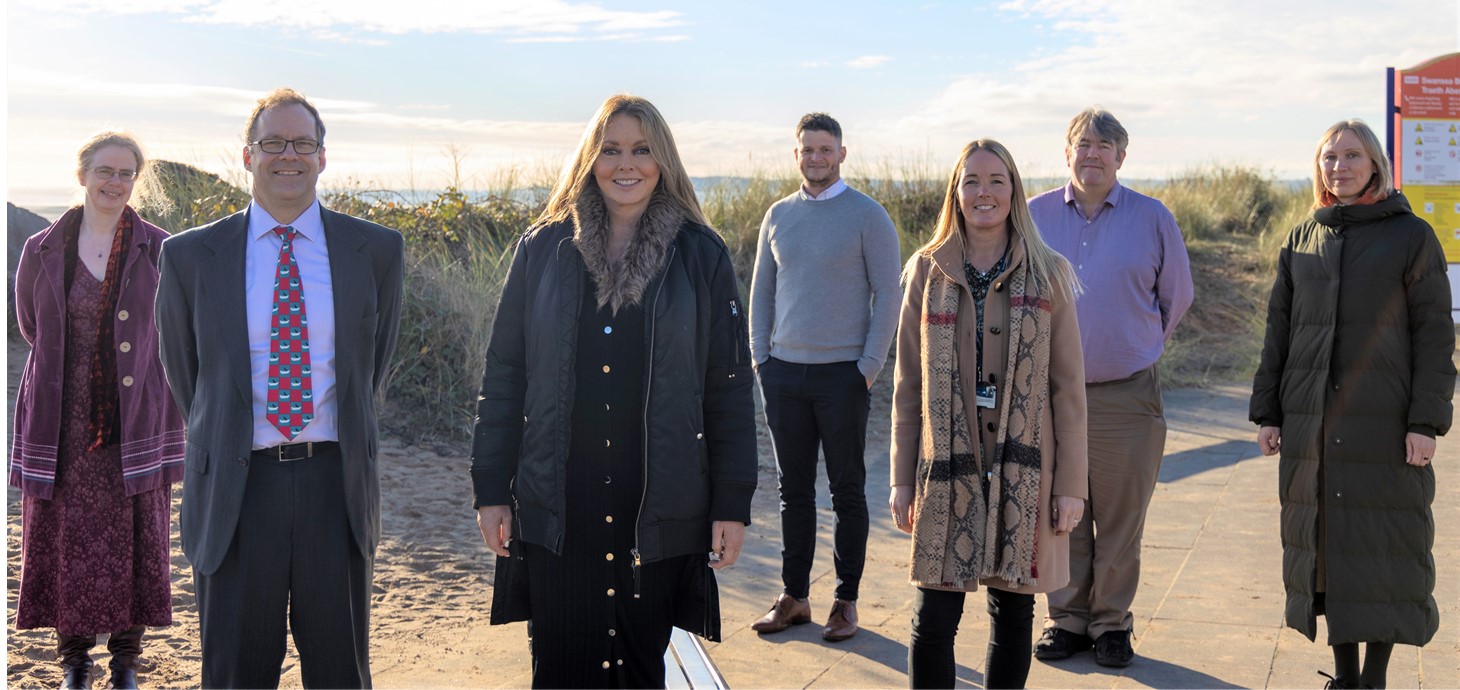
[{"left": 748, "top": 186, "right": 902, "bottom": 382}]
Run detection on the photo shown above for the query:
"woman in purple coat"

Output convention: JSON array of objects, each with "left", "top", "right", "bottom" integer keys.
[{"left": 10, "top": 132, "right": 184, "bottom": 689}]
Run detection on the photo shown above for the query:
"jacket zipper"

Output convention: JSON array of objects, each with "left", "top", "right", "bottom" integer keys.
[
  {"left": 729, "top": 299, "right": 744, "bottom": 368},
  {"left": 633, "top": 245, "right": 676, "bottom": 599}
]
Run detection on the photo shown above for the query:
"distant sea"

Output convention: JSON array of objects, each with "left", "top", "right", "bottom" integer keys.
[{"left": 10, "top": 188, "right": 77, "bottom": 222}]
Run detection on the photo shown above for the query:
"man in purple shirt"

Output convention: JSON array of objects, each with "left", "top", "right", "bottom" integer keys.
[{"left": 1028, "top": 107, "right": 1193, "bottom": 669}]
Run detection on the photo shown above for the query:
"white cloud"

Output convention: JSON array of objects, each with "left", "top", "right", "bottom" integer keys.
[
  {"left": 847, "top": 55, "right": 893, "bottom": 69},
  {"left": 887, "top": 0, "right": 1459, "bottom": 178},
  {"left": 9, "top": 68, "right": 269, "bottom": 119},
  {"left": 7, "top": 68, "right": 599, "bottom": 194},
  {"left": 506, "top": 32, "right": 691, "bottom": 44},
  {"left": 8, "top": 0, "right": 688, "bottom": 42}
]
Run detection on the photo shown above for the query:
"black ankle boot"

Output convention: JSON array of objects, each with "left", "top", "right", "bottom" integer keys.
[
  {"left": 107, "top": 666, "right": 138, "bottom": 690},
  {"left": 62, "top": 661, "right": 94, "bottom": 690},
  {"left": 1319, "top": 670, "right": 1357, "bottom": 689}
]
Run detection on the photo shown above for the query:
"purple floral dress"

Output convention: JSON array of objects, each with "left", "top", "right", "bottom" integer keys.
[{"left": 16, "top": 267, "right": 173, "bottom": 635}]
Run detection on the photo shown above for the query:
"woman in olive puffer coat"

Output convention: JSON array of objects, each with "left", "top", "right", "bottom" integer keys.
[{"left": 1250, "top": 119, "right": 1454, "bottom": 690}]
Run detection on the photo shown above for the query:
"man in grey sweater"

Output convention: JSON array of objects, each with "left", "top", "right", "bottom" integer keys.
[{"left": 748, "top": 112, "right": 901, "bottom": 642}]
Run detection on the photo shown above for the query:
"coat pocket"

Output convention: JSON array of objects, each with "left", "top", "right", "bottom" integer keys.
[{"left": 185, "top": 439, "right": 209, "bottom": 475}]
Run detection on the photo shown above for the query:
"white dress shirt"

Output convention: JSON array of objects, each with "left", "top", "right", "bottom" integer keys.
[
  {"left": 797, "top": 178, "right": 848, "bottom": 202},
  {"left": 245, "top": 199, "right": 339, "bottom": 448}
]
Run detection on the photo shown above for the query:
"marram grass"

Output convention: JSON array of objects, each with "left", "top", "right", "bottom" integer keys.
[{"left": 130, "top": 162, "right": 1307, "bottom": 441}]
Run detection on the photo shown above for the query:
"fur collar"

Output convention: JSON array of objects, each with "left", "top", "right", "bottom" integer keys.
[{"left": 572, "top": 184, "right": 684, "bottom": 314}]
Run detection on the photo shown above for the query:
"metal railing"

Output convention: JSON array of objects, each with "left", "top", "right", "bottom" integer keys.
[{"left": 664, "top": 627, "right": 729, "bottom": 689}]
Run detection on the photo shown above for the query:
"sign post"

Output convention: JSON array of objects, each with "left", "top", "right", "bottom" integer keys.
[{"left": 1389, "top": 53, "right": 1460, "bottom": 311}]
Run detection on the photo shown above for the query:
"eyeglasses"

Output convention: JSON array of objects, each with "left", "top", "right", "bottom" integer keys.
[
  {"left": 250, "top": 138, "right": 322, "bottom": 155},
  {"left": 89, "top": 167, "right": 139, "bottom": 182}
]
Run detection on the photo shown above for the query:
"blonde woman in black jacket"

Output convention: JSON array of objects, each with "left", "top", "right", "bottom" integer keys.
[{"left": 470, "top": 94, "right": 757, "bottom": 688}]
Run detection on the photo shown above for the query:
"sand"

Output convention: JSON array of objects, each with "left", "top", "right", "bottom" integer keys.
[{"left": 6, "top": 336, "right": 841, "bottom": 688}]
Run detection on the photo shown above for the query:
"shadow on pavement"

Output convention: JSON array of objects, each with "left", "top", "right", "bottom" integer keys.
[
  {"left": 1121, "top": 655, "right": 1249, "bottom": 689},
  {"left": 1158, "top": 439, "right": 1258, "bottom": 483},
  {"left": 1037, "top": 655, "right": 1248, "bottom": 689}
]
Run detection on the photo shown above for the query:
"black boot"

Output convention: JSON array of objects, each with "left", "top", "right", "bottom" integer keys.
[
  {"left": 63, "top": 664, "right": 94, "bottom": 690},
  {"left": 106, "top": 667, "right": 137, "bottom": 690},
  {"left": 57, "top": 632, "right": 97, "bottom": 690},
  {"left": 106, "top": 625, "right": 145, "bottom": 690}
]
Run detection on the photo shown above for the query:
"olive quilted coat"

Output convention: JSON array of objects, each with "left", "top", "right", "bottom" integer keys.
[{"left": 1250, "top": 192, "right": 1453, "bottom": 645}]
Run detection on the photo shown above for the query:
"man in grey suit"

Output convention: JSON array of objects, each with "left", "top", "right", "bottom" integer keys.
[{"left": 156, "top": 87, "right": 403, "bottom": 688}]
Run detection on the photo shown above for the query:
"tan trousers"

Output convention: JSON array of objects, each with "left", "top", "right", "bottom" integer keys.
[{"left": 1045, "top": 366, "right": 1167, "bottom": 638}]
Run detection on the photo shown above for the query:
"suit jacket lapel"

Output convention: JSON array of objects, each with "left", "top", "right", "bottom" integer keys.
[
  {"left": 200, "top": 210, "right": 253, "bottom": 409},
  {"left": 323, "top": 207, "right": 368, "bottom": 405}
]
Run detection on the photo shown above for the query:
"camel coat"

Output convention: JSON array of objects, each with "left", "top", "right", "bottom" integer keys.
[{"left": 892, "top": 234, "right": 1089, "bottom": 594}]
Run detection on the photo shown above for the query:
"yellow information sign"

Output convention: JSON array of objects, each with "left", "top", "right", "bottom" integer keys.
[
  {"left": 1405, "top": 186, "right": 1460, "bottom": 260},
  {"left": 1393, "top": 53, "right": 1460, "bottom": 261}
]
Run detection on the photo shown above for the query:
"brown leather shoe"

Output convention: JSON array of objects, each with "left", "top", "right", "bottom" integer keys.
[
  {"left": 750, "top": 593, "right": 812, "bottom": 633},
  {"left": 822, "top": 599, "right": 858, "bottom": 641}
]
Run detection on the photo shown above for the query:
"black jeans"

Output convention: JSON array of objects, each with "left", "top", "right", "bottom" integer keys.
[
  {"left": 759, "top": 357, "right": 870, "bottom": 601},
  {"left": 909, "top": 587, "right": 1035, "bottom": 689}
]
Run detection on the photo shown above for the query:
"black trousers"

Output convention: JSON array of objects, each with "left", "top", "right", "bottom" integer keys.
[
  {"left": 758, "top": 357, "right": 870, "bottom": 601},
  {"left": 909, "top": 587, "right": 1035, "bottom": 689},
  {"left": 195, "top": 446, "right": 373, "bottom": 689}
]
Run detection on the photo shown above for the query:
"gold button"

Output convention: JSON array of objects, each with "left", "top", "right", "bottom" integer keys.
[
  {"left": 602, "top": 662, "right": 610, "bottom": 670},
  {"left": 122, "top": 375, "right": 135, "bottom": 387},
  {"left": 602, "top": 365, "right": 611, "bottom": 373},
  {"left": 605, "top": 515, "right": 613, "bottom": 523},
  {"left": 607, "top": 588, "right": 615, "bottom": 596},
  {"left": 119, "top": 342, "right": 132, "bottom": 353},
  {"left": 605, "top": 553, "right": 614, "bottom": 561},
  {"left": 117, "top": 310, "right": 130, "bottom": 321},
  {"left": 617, "top": 660, "right": 623, "bottom": 666},
  {"left": 605, "top": 439, "right": 611, "bottom": 447}
]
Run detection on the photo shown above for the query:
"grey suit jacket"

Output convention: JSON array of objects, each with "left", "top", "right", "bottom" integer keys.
[{"left": 155, "top": 206, "right": 404, "bottom": 576}]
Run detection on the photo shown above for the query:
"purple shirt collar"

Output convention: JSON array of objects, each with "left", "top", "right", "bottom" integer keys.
[{"left": 1062, "top": 180, "right": 1126, "bottom": 211}]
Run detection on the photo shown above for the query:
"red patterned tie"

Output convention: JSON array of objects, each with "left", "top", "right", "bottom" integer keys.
[{"left": 266, "top": 225, "right": 314, "bottom": 440}]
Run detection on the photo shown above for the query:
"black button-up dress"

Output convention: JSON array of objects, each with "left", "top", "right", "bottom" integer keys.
[{"left": 522, "top": 272, "right": 697, "bottom": 689}]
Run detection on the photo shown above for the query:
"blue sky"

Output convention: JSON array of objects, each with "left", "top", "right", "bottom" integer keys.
[{"left": 6, "top": 0, "right": 1459, "bottom": 212}]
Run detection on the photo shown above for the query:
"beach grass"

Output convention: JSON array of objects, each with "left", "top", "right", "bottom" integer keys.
[{"left": 131, "top": 161, "right": 1307, "bottom": 440}]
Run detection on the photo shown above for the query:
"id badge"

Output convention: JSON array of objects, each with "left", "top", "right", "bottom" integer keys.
[{"left": 975, "top": 383, "right": 997, "bottom": 409}]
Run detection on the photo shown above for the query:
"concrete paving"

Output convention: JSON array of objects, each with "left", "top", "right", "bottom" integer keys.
[{"left": 704, "top": 384, "right": 1460, "bottom": 689}]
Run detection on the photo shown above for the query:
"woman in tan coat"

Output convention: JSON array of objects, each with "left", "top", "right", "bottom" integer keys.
[{"left": 891, "top": 139, "right": 1089, "bottom": 689}]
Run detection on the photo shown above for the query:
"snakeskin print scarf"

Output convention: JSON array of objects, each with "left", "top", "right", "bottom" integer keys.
[{"left": 910, "top": 254, "right": 1050, "bottom": 588}]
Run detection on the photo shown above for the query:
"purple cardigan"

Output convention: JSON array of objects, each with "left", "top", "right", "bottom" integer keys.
[{"left": 10, "top": 206, "right": 184, "bottom": 498}]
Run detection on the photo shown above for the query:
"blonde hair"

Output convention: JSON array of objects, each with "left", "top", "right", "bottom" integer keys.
[
  {"left": 74, "top": 130, "right": 166, "bottom": 212},
  {"left": 538, "top": 94, "right": 706, "bottom": 227},
  {"left": 1311, "top": 119, "right": 1392, "bottom": 208},
  {"left": 916, "top": 139, "right": 1079, "bottom": 295}
]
